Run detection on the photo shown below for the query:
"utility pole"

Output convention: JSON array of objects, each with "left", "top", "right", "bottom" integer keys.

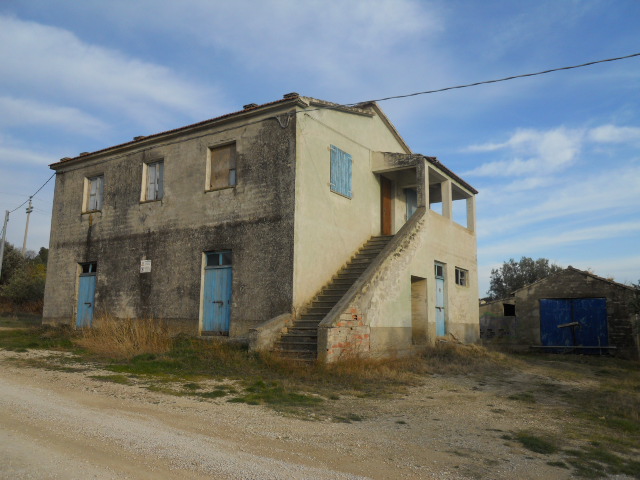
[
  {"left": 22, "top": 197, "right": 33, "bottom": 256},
  {"left": 0, "top": 210, "right": 9, "bottom": 281}
]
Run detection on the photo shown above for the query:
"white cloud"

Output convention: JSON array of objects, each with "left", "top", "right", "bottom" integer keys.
[
  {"left": 479, "top": 221, "right": 640, "bottom": 257},
  {"left": 477, "top": 165, "right": 640, "bottom": 237},
  {"left": 463, "top": 127, "right": 582, "bottom": 176},
  {"left": 0, "top": 15, "right": 226, "bottom": 130},
  {"left": 0, "top": 96, "right": 108, "bottom": 136},
  {"left": 588, "top": 125, "right": 640, "bottom": 144},
  {"left": 0, "top": 144, "right": 51, "bottom": 166},
  {"left": 54, "top": 0, "right": 446, "bottom": 102}
]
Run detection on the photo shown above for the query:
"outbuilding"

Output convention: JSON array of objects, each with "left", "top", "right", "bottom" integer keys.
[{"left": 480, "top": 267, "right": 638, "bottom": 358}]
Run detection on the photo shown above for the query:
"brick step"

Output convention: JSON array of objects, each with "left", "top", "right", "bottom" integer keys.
[
  {"left": 338, "top": 264, "right": 368, "bottom": 272},
  {"left": 286, "top": 328, "right": 318, "bottom": 336},
  {"left": 306, "top": 307, "right": 332, "bottom": 315},
  {"left": 298, "top": 314, "right": 324, "bottom": 321},
  {"left": 276, "top": 341, "right": 316, "bottom": 352},
  {"left": 310, "top": 300, "right": 338, "bottom": 308},
  {"left": 280, "top": 336, "right": 317, "bottom": 344},
  {"left": 349, "top": 258, "right": 376, "bottom": 265},
  {"left": 315, "top": 294, "right": 343, "bottom": 302},
  {"left": 326, "top": 279, "right": 354, "bottom": 287},
  {"left": 275, "top": 350, "right": 316, "bottom": 361}
]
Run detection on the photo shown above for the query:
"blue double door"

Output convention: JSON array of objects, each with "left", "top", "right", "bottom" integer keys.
[
  {"left": 203, "top": 251, "right": 232, "bottom": 334},
  {"left": 540, "top": 298, "right": 608, "bottom": 349}
]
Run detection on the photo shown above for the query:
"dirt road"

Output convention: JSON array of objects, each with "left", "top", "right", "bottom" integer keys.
[{"left": 0, "top": 350, "right": 574, "bottom": 479}]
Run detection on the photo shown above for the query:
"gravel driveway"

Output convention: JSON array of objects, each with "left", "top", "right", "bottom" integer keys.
[{"left": 0, "top": 350, "right": 579, "bottom": 479}]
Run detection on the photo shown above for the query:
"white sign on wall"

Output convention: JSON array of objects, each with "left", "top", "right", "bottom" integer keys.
[{"left": 140, "top": 260, "right": 152, "bottom": 273}]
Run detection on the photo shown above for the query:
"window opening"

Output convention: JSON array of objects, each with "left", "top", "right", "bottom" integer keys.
[
  {"left": 80, "top": 262, "right": 97, "bottom": 274},
  {"left": 405, "top": 188, "right": 418, "bottom": 220},
  {"left": 503, "top": 304, "right": 516, "bottom": 316},
  {"left": 206, "top": 251, "right": 232, "bottom": 267},
  {"left": 330, "top": 145, "right": 352, "bottom": 198},
  {"left": 434, "top": 263, "right": 444, "bottom": 279},
  {"left": 209, "top": 143, "right": 236, "bottom": 190},
  {"left": 87, "top": 176, "right": 104, "bottom": 211},
  {"left": 455, "top": 267, "right": 468, "bottom": 286},
  {"left": 145, "top": 160, "right": 164, "bottom": 201},
  {"left": 429, "top": 183, "right": 442, "bottom": 215}
]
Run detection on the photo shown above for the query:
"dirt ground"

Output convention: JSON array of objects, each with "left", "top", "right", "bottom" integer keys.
[{"left": 1, "top": 349, "right": 611, "bottom": 480}]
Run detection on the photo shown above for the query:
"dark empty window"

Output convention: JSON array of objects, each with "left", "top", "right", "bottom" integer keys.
[
  {"left": 80, "top": 262, "right": 97, "bottom": 274},
  {"left": 455, "top": 267, "right": 468, "bottom": 287},
  {"left": 206, "top": 251, "right": 232, "bottom": 267},
  {"left": 503, "top": 304, "right": 516, "bottom": 316}
]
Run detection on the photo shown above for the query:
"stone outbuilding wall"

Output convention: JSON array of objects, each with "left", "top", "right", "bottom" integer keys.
[{"left": 480, "top": 267, "right": 638, "bottom": 359}]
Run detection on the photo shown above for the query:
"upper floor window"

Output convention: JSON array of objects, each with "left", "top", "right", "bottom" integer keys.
[
  {"left": 455, "top": 267, "right": 468, "bottom": 287},
  {"left": 85, "top": 175, "right": 104, "bottom": 212},
  {"left": 143, "top": 160, "right": 164, "bottom": 201},
  {"left": 208, "top": 143, "right": 236, "bottom": 190},
  {"left": 330, "top": 145, "right": 352, "bottom": 198}
]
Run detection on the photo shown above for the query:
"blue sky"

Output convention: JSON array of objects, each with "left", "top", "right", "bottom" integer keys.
[{"left": 1, "top": 0, "right": 639, "bottom": 295}]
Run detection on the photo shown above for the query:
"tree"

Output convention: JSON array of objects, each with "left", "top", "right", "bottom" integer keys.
[
  {"left": 487, "top": 257, "right": 563, "bottom": 300},
  {"left": 0, "top": 242, "right": 28, "bottom": 285}
]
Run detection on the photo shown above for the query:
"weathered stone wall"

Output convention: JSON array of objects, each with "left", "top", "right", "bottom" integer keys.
[{"left": 43, "top": 109, "right": 297, "bottom": 337}]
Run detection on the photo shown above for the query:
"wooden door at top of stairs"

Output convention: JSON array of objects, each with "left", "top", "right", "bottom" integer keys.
[{"left": 381, "top": 176, "right": 392, "bottom": 235}]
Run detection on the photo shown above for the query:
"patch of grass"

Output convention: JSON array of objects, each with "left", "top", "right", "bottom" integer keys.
[
  {"left": 396, "top": 420, "right": 407, "bottom": 425},
  {"left": 182, "top": 382, "right": 201, "bottom": 391},
  {"left": 89, "top": 374, "right": 131, "bottom": 385},
  {"left": 195, "top": 385, "right": 237, "bottom": 399},
  {"left": 0, "top": 313, "right": 41, "bottom": 328},
  {"left": 564, "top": 446, "right": 640, "bottom": 478},
  {"left": 0, "top": 325, "right": 75, "bottom": 351},
  {"left": 508, "top": 392, "right": 536, "bottom": 403},
  {"left": 228, "top": 380, "right": 323, "bottom": 407},
  {"left": 515, "top": 431, "right": 558, "bottom": 454}
]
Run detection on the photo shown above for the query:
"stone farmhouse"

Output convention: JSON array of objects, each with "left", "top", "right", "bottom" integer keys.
[{"left": 43, "top": 93, "right": 479, "bottom": 361}]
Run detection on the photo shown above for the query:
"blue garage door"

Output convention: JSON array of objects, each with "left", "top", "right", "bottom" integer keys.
[{"left": 540, "top": 298, "right": 608, "bottom": 350}]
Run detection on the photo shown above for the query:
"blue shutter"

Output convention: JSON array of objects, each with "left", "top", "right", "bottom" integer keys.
[
  {"left": 330, "top": 145, "right": 352, "bottom": 198},
  {"left": 344, "top": 150, "right": 352, "bottom": 197}
]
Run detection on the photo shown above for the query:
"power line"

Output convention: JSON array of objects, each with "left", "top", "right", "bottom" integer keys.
[
  {"left": 346, "top": 52, "right": 640, "bottom": 105},
  {"left": 8, "top": 173, "right": 55, "bottom": 213}
]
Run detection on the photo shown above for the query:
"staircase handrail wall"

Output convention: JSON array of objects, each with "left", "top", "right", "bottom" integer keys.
[{"left": 318, "top": 206, "right": 427, "bottom": 334}]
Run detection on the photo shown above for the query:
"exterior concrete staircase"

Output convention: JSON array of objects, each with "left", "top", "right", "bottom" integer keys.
[{"left": 274, "top": 235, "right": 393, "bottom": 360}]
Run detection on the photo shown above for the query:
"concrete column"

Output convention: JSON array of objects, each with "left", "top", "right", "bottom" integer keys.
[
  {"left": 417, "top": 160, "right": 428, "bottom": 207},
  {"left": 466, "top": 196, "right": 476, "bottom": 232},
  {"left": 442, "top": 179, "right": 452, "bottom": 219}
]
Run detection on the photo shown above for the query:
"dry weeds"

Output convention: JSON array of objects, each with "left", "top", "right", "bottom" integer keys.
[{"left": 77, "top": 315, "right": 175, "bottom": 359}]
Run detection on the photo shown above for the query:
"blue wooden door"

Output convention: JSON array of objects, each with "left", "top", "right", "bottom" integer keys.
[
  {"left": 572, "top": 298, "right": 608, "bottom": 347},
  {"left": 77, "top": 274, "right": 96, "bottom": 327},
  {"left": 435, "top": 263, "right": 446, "bottom": 336},
  {"left": 203, "top": 252, "right": 232, "bottom": 334},
  {"left": 540, "top": 298, "right": 608, "bottom": 348},
  {"left": 540, "top": 299, "right": 573, "bottom": 346}
]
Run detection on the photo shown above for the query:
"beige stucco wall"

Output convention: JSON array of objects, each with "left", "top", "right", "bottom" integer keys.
[
  {"left": 318, "top": 200, "right": 479, "bottom": 360},
  {"left": 364, "top": 209, "right": 479, "bottom": 349},
  {"left": 291, "top": 103, "right": 408, "bottom": 310}
]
